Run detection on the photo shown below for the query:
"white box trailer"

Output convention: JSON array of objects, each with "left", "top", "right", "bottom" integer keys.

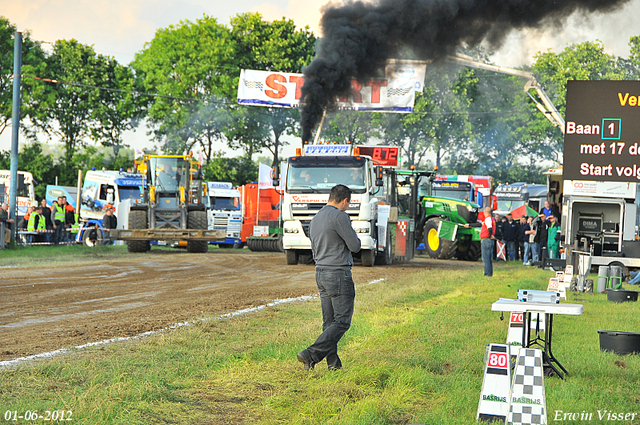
[{"left": 562, "top": 180, "right": 640, "bottom": 270}]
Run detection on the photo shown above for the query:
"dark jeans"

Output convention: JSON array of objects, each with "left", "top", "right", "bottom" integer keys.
[
  {"left": 481, "top": 238, "right": 494, "bottom": 277},
  {"left": 518, "top": 241, "right": 525, "bottom": 261},
  {"left": 506, "top": 240, "right": 516, "bottom": 261},
  {"left": 53, "top": 221, "right": 65, "bottom": 245},
  {"left": 306, "top": 267, "right": 355, "bottom": 368}
]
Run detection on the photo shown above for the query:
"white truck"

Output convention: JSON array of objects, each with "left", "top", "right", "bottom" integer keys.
[
  {"left": 78, "top": 169, "right": 143, "bottom": 246},
  {"left": 281, "top": 144, "right": 397, "bottom": 266},
  {"left": 494, "top": 182, "right": 548, "bottom": 217},
  {"left": 0, "top": 170, "right": 37, "bottom": 217},
  {"left": 203, "top": 182, "right": 243, "bottom": 248},
  {"left": 557, "top": 179, "right": 640, "bottom": 271}
]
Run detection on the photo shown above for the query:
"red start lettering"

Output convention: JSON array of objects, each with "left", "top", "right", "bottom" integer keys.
[
  {"left": 289, "top": 75, "right": 304, "bottom": 100},
  {"left": 265, "top": 74, "right": 287, "bottom": 99},
  {"left": 366, "top": 79, "right": 388, "bottom": 103}
]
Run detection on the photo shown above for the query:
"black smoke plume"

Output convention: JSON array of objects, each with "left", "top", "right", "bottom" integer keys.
[{"left": 300, "top": 0, "right": 630, "bottom": 142}]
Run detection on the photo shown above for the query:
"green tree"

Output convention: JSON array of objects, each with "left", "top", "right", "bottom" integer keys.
[
  {"left": 321, "top": 110, "right": 378, "bottom": 146},
  {"left": 377, "top": 61, "right": 474, "bottom": 169},
  {"left": 91, "top": 58, "right": 146, "bottom": 157},
  {"left": 625, "top": 36, "right": 640, "bottom": 78},
  {"left": 0, "top": 17, "right": 47, "bottom": 137},
  {"left": 30, "top": 40, "right": 111, "bottom": 164},
  {"left": 132, "top": 15, "right": 236, "bottom": 159},
  {"left": 0, "top": 142, "right": 57, "bottom": 199},
  {"left": 230, "top": 13, "right": 316, "bottom": 165},
  {"left": 201, "top": 151, "right": 258, "bottom": 186}
]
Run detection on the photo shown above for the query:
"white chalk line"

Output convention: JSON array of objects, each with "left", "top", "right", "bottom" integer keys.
[{"left": 0, "top": 277, "right": 386, "bottom": 369}]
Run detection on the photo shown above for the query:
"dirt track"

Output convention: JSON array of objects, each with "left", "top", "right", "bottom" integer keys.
[{"left": 0, "top": 250, "right": 481, "bottom": 362}]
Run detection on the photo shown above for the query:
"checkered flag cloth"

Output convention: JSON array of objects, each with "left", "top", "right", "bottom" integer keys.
[
  {"left": 244, "top": 80, "right": 264, "bottom": 91},
  {"left": 507, "top": 348, "right": 547, "bottom": 425}
]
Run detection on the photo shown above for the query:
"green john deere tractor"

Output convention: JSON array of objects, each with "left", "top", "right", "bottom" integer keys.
[{"left": 396, "top": 170, "right": 482, "bottom": 261}]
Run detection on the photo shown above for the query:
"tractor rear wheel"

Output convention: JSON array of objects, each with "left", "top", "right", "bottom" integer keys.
[
  {"left": 187, "top": 210, "right": 209, "bottom": 253},
  {"left": 423, "top": 218, "right": 457, "bottom": 260},
  {"left": 456, "top": 240, "right": 482, "bottom": 261},
  {"left": 127, "top": 210, "right": 150, "bottom": 253}
]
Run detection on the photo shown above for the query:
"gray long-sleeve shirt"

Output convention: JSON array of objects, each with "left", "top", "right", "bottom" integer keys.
[{"left": 309, "top": 204, "right": 361, "bottom": 268}]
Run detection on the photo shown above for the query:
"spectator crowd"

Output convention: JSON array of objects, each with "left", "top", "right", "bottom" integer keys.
[
  {"left": 0, "top": 195, "right": 116, "bottom": 247},
  {"left": 492, "top": 200, "right": 562, "bottom": 265}
]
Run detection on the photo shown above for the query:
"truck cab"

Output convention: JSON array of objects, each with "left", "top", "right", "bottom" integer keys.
[
  {"left": 0, "top": 170, "right": 37, "bottom": 218},
  {"left": 81, "top": 170, "right": 143, "bottom": 221},
  {"left": 494, "top": 183, "right": 548, "bottom": 217},
  {"left": 204, "top": 182, "right": 242, "bottom": 247},
  {"left": 430, "top": 180, "right": 478, "bottom": 204},
  {"left": 561, "top": 180, "right": 640, "bottom": 270},
  {"left": 281, "top": 144, "right": 397, "bottom": 266}
]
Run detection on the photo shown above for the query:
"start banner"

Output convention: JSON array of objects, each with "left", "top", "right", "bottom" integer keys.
[{"left": 237, "top": 69, "right": 416, "bottom": 113}]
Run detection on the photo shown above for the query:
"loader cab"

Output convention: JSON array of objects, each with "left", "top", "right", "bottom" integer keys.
[{"left": 148, "top": 157, "right": 188, "bottom": 193}]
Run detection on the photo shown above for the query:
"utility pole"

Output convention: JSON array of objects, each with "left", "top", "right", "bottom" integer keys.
[{"left": 9, "top": 31, "right": 22, "bottom": 243}]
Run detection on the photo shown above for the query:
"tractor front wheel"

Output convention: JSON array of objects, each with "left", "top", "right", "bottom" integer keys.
[
  {"left": 127, "top": 210, "right": 150, "bottom": 253},
  {"left": 187, "top": 210, "right": 209, "bottom": 253},
  {"left": 423, "top": 218, "right": 457, "bottom": 260}
]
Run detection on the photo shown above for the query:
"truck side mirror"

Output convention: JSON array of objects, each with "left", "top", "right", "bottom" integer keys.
[
  {"left": 477, "top": 192, "right": 483, "bottom": 207},
  {"left": 272, "top": 165, "right": 280, "bottom": 188},
  {"left": 374, "top": 166, "right": 383, "bottom": 187},
  {"left": 17, "top": 174, "right": 26, "bottom": 193}
]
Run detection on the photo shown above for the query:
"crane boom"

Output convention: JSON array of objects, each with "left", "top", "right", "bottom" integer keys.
[{"left": 447, "top": 53, "right": 565, "bottom": 133}]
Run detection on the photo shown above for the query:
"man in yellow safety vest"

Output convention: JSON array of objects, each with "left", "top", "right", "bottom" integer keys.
[
  {"left": 27, "top": 206, "right": 46, "bottom": 244},
  {"left": 52, "top": 198, "right": 66, "bottom": 245}
]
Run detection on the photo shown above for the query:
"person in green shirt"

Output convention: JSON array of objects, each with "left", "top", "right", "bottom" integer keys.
[{"left": 547, "top": 215, "right": 561, "bottom": 259}]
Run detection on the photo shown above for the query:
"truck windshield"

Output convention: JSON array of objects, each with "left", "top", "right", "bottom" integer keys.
[
  {"left": 496, "top": 199, "right": 525, "bottom": 212},
  {"left": 432, "top": 188, "right": 471, "bottom": 201},
  {"left": 209, "top": 197, "right": 239, "bottom": 210},
  {"left": 149, "top": 157, "right": 186, "bottom": 191},
  {"left": 118, "top": 186, "right": 141, "bottom": 202},
  {"left": 287, "top": 164, "right": 366, "bottom": 193}
]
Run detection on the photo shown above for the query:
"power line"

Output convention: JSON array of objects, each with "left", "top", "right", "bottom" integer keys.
[
  {"left": 19, "top": 73, "right": 228, "bottom": 105},
  {"left": 15, "top": 73, "right": 298, "bottom": 120},
  {"left": 17, "top": 74, "right": 525, "bottom": 119}
]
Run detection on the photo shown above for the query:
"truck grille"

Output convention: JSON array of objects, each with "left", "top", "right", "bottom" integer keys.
[{"left": 213, "top": 216, "right": 228, "bottom": 226}]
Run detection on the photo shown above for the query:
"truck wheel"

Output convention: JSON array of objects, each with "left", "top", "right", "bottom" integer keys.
[
  {"left": 127, "top": 210, "right": 150, "bottom": 253},
  {"left": 423, "top": 218, "right": 457, "bottom": 260},
  {"left": 82, "top": 227, "right": 103, "bottom": 247},
  {"left": 361, "top": 249, "right": 376, "bottom": 267},
  {"left": 285, "top": 249, "right": 299, "bottom": 265},
  {"left": 376, "top": 229, "right": 393, "bottom": 265},
  {"left": 187, "top": 210, "right": 208, "bottom": 253},
  {"left": 247, "top": 238, "right": 259, "bottom": 251}
]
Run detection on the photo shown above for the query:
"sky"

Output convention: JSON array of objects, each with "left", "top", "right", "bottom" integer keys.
[{"left": 2, "top": 0, "right": 640, "bottom": 158}]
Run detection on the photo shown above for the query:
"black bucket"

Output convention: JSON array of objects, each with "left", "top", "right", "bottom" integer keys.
[
  {"left": 598, "top": 330, "right": 640, "bottom": 355},
  {"left": 606, "top": 289, "right": 639, "bottom": 303}
]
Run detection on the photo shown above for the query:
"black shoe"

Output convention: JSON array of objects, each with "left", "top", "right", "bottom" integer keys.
[
  {"left": 326, "top": 352, "right": 342, "bottom": 370},
  {"left": 297, "top": 350, "right": 316, "bottom": 371}
]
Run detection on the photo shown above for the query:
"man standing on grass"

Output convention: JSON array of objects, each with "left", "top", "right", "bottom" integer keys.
[
  {"left": 465, "top": 207, "right": 495, "bottom": 277},
  {"left": 297, "top": 184, "right": 361, "bottom": 371}
]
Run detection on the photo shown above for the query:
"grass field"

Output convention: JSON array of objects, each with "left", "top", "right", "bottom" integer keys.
[{"left": 1, "top": 260, "right": 640, "bottom": 424}]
